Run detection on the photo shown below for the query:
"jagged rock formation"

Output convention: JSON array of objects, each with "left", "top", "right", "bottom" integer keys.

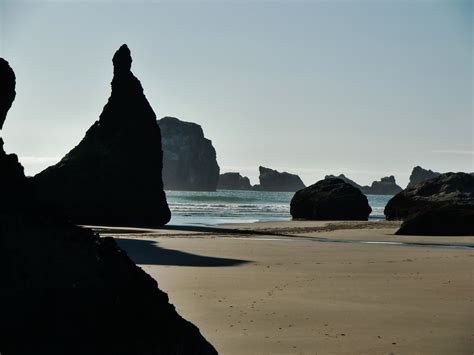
[
  {"left": 290, "top": 178, "right": 372, "bottom": 220},
  {"left": 34, "top": 45, "right": 170, "bottom": 226},
  {"left": 158, "top": 116, "right": 219, "bottom": 191},
  {"left": 254, "top": 166, "right": 305, "bottom": 192},
  {"left": 325, "top": 174, "right": 402, "bottom": 195},
  {"left": 365, "top": 176, "right": 402, "bottom": 195},
  {"left": 395, "top": 206, "right": 474, "bottom": 236},
  {"left": 385, "top": 172, "right": 474, "bottom": 220},
  {"left": 407, "top": 166, "right": 440, "bottom": 187},
  {"left": 0, "top": 55, "right": 217, "bottom": 354},
  {"left": 0, "top": 58, "right": 16, "bottom": 129},
  {"left": 218, "top": 172, "right": 252, "bottom": 190}
]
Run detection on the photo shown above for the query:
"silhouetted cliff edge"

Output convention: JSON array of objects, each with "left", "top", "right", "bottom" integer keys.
[{"left": 0, "top": 53, "right": 217, "bottom": 355}]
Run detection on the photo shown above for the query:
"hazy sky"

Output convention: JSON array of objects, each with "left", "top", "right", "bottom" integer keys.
[{"left": 1, "top": 0, "right": 472, "bottom": 187}]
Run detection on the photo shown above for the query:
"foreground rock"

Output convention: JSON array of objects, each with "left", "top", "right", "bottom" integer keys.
[
  {"left": 385, "top": 172, "right": 474, "bottom": 220},
  {"left": 34, "top": 45, "right": 170, "bottom": 226},
  {"left": 254, "top": 166, "right": 305, "bottom": 192},
  {"left": 158, "top": 116, "right": 220, "bottom": 191},
  {"left": 290, "top": 178, "right": 372, "bottom": 220},
  {"left": 0, "top": 56, "right": 216, "bottom": 355},
  {"left": 218, "top": 172, "right": 252, "bottom": 190},
  {"left": 364, "top": 176, "right": 402, "bottom": 195},
  {"left": 0, "top": 139, "right": 32, "bottom": 213},
  {"left": 407, "top": 166, "right": 440, "bottom": 187},
  {"left": 395, "top": 205, "right": 474, "bottom": 236},
  {"left": 0, "top": 217, "right": 218, "bottom": 355}
]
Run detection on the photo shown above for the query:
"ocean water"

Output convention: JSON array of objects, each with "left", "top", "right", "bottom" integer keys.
[{"left": 166, "top": 190, "right": 392, "bottom": 226}]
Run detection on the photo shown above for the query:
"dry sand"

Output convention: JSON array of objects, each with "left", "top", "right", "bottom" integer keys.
[{"left": 97, "top": 221, "right": 473, "bottom": 354}]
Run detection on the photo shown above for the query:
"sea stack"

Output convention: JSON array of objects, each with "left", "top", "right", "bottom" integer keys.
[
  {"left": 158, "top": 116, "right": 220, "bottom": 191},
  {"left": 290, "top": 178, "right": 372, "bottom": 220},
  {"left": 34, "top": 45, "right": 170, "bottom": 226},
  {"left": 364, "top": 176, "right": 402, "bottom": 195},
  {"left": 325, "top": 174, "right": 402, "bottom": 195},
  {"left": 218, "top": 172, "right": 252, "bottom": 190},
  {"left": 254, "top": 166, "right": 305, "bottom": 192}
]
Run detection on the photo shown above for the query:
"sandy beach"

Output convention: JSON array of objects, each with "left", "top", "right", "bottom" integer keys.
[{"left": 96, "top": 221, "right": 474, "bottom": 354}]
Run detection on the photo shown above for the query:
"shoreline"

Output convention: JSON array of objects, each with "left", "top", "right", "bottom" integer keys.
[
  {"left": 96, "top": 220, "right": 473, "bottom": 354},
  {"left": 90, "top": 220, "right": 474, "bottom": 249}
]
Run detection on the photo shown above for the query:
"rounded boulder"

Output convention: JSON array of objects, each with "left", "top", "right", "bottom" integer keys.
[{"left": 290, "top": 178, "right": 372, "bottom": 220}]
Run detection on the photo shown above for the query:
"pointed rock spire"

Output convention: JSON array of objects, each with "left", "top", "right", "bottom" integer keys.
[
  {"left": 34, "top": 45, "right": 171, "bottom": 226},
  {"left": 112, "top": 44, "right": 132, "bottom": 74}
]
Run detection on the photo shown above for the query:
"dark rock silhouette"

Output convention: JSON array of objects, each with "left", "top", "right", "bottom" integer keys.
[
  {"left": 116, "top": 237, "right": 250, "bottom": 266},
  {"left": 254, "top": 166, "right": 305, "bottom": 192},
  {"left": 158, "top": 116, "right": 219, "bottom": 191},
  {"left": 325, "top": 174, "right": 402, "bottom": 195},
  {"left": 407, "top": 166, "right": 440, "bottom": 188},
  {"left": 0, "top": 55, "right": 216, "bottom": 354},
  {"left": 290, "top": 178, "right": 372, "bottom": 220},
  {"left": 0, "top": 218, "right": 218, "bottom": 355},
  {"left": 385, "top": 172, "right": 474, "bottom": 220},
  {"left": 0, "top": 59, "right": 30, "bottom": 213},
  {"left": 365, "top": 176, "right": 402, "bottom": 195},
  {"left": 395, "top": 205, "right": 474, "bottom": 236},
  {"left": 34, "top": 45, "right": 170, "bottom": 226},
  {"left": 0, "top": 58, "right": 16, "bottom": 129},
  {"left": 0, "top": 139, "right": 31, "bottom": 213},
  {"left": 218, "top": 172, "right": 252, "bottom": 190}
]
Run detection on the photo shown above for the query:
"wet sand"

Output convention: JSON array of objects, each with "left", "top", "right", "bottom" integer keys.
[{"left": 98, "top": 221, "right": 473, "bottom": 354}]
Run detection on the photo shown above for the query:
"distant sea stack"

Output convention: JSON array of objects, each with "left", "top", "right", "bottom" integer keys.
[
  {"left": 158, "top": 116, "right": 219, "bottom": 191},
  {"left": 385, "top": 172, "right": 474, "bottom": 221},
  {"left": 254, "top": 166, "right": 305, "bottom": 192},
  {"left": 218, "top": 172, "right": 252, "bottom": 190},
  {"left": 325, "top": 174, "right": 402, "bottom": 195},
  {"left": 364, "top": 176, "right": 402, "bottom": 195},
  {"left": 290, "top": 178, "right": 372, "bottom": 220},
  {"left": 0, "top": 55, "right": 216, "bottom": 354},
  {"left": 407, "top": 166, "right": 440, "bottom": 187},
  {"left": 34, "top": 45, "right": 170, "bottom": 226}
]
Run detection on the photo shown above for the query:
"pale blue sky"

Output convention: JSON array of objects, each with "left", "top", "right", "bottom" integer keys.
[{"left": 1, "top": 0, "right": 472, "bottom": 187}]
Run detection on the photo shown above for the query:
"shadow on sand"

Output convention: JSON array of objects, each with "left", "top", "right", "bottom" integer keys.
[
  {"left": 116, "top": 238, "right": 250, "bottom": 267},
  {"left": 161, "top": 224, "right": 276, "bottom": 235}
]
